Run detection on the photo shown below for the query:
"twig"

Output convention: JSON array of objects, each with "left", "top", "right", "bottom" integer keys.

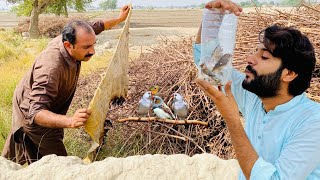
[{"left": 117, "top": 117, "right": 208, "bottom": 126}]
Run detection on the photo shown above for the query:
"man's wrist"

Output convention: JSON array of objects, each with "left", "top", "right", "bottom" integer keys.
[
  {"left": 225, "top": 117, "right": 242, "bottom": 128},
  {"left": 67, "top": 117, "right": 73, "bottom": 128}
]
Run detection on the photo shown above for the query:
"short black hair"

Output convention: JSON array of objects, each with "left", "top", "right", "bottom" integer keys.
[
  {"left": 62, "top": 20, "right": 94, "bottom": 45},
  {"left": 260, "top": 24, "right": 316, "bottom": 96}
]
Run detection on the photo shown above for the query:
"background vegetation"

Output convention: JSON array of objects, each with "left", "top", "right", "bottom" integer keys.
[{"left": 0, "top": 30, "right": 48, "bottom": 148}]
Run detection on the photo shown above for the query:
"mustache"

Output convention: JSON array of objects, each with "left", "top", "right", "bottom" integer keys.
[
  {"left": 245, "top": 65, "right": 258, "bottom": 76},
  {"left": 85, "top": 54, "right": 94, "bottom": 57}
]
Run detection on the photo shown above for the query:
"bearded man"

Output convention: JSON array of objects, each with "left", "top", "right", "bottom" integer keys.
[{"left": 194, "top": 1, "right": 320, "bottom": 179}]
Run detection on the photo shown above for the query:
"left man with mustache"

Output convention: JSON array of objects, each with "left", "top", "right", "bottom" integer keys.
[
  {"left": 194, "top": 0, "right": 320, "bottom": 179},
  {"left": 2, "top": 5, "right": 130, "bottom": 165}
]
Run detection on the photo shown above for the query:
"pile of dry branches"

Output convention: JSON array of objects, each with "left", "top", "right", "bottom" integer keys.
[
  {"left": 103, "top": 36, "right": 234, "bottom": 159},
  {"left": 16, "top": 16, "right": 89, "bottom": 38},
  {"left": 72, "top": 4, "right": 320, "bottom": 160}
]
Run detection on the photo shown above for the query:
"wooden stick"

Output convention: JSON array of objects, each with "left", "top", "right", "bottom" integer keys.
[
  {"left": 301, "top": 3, "right": 320, "bottom": 13},
  {"left": 117, "top": 117, "right": 208, "bottom": 126}
]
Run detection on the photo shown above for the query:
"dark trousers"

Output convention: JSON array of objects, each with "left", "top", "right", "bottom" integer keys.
[{"left": 1, "top": 128, "right": 67, "bottom": 165}]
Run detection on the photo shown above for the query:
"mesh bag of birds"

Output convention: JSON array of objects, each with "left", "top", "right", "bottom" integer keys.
[{"left": 197, "top": 8, "right": 238, "bottom": 86}]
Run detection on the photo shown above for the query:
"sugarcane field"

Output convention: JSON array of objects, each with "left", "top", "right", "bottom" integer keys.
[{"left": 0, "top": 1, "right": 319, "bottom": 179}]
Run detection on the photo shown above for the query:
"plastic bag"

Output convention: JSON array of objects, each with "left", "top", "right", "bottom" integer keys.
[{"left": 198, "top": 8, "right": 238, "bottom": 86}]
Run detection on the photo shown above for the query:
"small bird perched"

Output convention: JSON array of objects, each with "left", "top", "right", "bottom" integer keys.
[
  {"left": 153, "top": 107, "right": 173, "bottom": 119},
  {"left": 153, "top": 96, "right": 169, "bottom": 109},
  {"left": 172, "top": 93, "right": 188, "bottom": 119},
  {"left": 149, "top": 85, "right": 159, "bottom": 96},
  {"left": 153, "top": 95, "right": 175, "bottom": 117},
  {"left": 138, "top": 91, "right": 153, "bottom": 116}
]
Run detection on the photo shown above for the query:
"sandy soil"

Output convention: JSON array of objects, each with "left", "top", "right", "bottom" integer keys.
[
  {"left": 0, "top": 153, "right": 240, "bottom": 179},
  {"left": 0, "top": 9, "right": 203, "bottom": 29},
  {"left": 0, "top": 7, "right": 297, "bottom": 29},
  {"left": 0, "top": 10, "right": 201, "bottom": 54},
  {"left": 94, "top": 27, "right": 198, "bottom": 55}
]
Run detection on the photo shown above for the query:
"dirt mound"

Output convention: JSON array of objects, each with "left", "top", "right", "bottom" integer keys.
[{"left": 0, "top": 153, "right": 239, "bottom": 179}]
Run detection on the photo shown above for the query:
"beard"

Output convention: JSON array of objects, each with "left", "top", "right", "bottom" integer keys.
[{"left": 242, "top": 65, "right": 283, "bottom": 98}]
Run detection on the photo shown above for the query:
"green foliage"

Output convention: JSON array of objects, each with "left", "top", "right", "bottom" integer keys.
[
  {"left": 199, "top": 3, "right": 205, "bottom": 8},
  {"left": 281, "top": 0, "right": 300, "bottom": 6},
  {"left": 73, "top": 0, "right": 93, "bottom": 12},
  {"left": 46, "top": 0, "right": 93, "bottom": 17},
  {"left": 99, "top": 0, "right": 117, "bottom": 10},
  {"left": 10, "top": 0, "right": 93, "bottom": 18},
  {"left": 239, "top": 0, "right": 279, "bottom": 7},
  {"left": 46, "top": 0, "right": 68, "bottom": 16},
  {"left": 0, "top": 30, "right": 48, "bottom": 152},
  {"left": 10, "top": 0, "right": 33, "bottom": 16}
]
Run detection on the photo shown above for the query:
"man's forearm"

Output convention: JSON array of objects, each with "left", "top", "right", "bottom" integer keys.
[
  {"left": 226, "top": 118, "right": 258, "bottom": 180},
  {"left": 34, "top": 110, "right": 72, "bottom": 128},
  {"left": 103, "top": 18, "right": 122, "bottom": 30}
]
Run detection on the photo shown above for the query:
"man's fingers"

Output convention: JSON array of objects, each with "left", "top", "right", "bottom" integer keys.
[
  {"left": 225, "top": 82, "right": 237, "bottom": 105},
  {"left": 195, "top": 78, "right": 210, "bottom": 91},
  {"left": 237, "top": 4, "right": 243, "bottom": 12},
  {"left": 86, "top": 108, "right": 92, "bottom": 115},
  {"left": 225, "top": 81, "right": 233, "bottom": 96},
  {"left": 229, "top": 3, "right": 243, "bottom": 16},
  {"left": 205, "top": 0, "right": 242, "bottom": 16},
  {"left": 122, "top": 4, "right": 129, "bottom": 10},
  {"left": 76, "top": 112, "right": 90, "bottom": 119},
  {"left": 205, "top": 0, "right": 231, "bottom": 9},
  {"left": 220, "top": 1, "right": 231, "bottom": 10},
  {"left": 76, "top": 108, "right": 91, "bottom": 115},
  {"left": 74, "top": 121, "right": 85, "bottom": 128},
  {"left": 70, "top": 117, "right": 87, "bottom": 128},
  {"left": 74, "top": 117, "right": 88, "bottom": 123},
  {"left": 195, "top": 79, "right": 221, "bottom": 99},
  {"left": 205, "top": 1, "right": 221, "bottom": 9}
]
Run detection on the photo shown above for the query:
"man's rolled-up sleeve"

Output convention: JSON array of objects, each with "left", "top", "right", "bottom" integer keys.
[
  {"left": 27, "top": 66, "right": 60, "bottom": 124},
  {"left": 250, "top": 157, "right": 277, "bottom": 180},
  {"left": 88, "top": 20, "right": 105, "bottom": 35}
]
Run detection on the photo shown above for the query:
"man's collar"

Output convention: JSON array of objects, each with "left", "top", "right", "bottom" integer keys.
[
  {"left": 266, "top": 93, "right": 306, "bottom": 114},
  {"left": 58, "top": 37, "right": 78, "bottom": 67}
]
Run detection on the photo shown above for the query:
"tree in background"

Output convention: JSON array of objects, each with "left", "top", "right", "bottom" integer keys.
[
  {"left": 281, "top": 0, "right": 301, "bottom": 6},
  {"left": 46, "top": 0, "right": 69, "bottom": 17},
  {"left": 99, "top": 0, "right": 117, "bottom": 11},
  {"left": 46, "top": 0, "right": 93, "bottom": 17},
  {"left": 10, "top": 0, "right": 54, "bottom": 38},
  {"left": 10, "top": 0, "right": 92, "bottom": 38}
]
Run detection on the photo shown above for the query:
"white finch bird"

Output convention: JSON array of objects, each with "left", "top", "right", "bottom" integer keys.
[
  {"left": 153, "top": 95, "right": 175, "bottom": 117},
  {"left": 138, "top": 91, "right": 153, "bottom": 116},
  {"left": 172, "top": 93, "right": 188, "bottom": 119},
  {"left": 153, "top": 107, "right": 173, "bottom": 119}
]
